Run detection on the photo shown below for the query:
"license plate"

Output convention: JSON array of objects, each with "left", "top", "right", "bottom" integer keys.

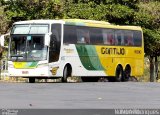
[{"left": 22, "top": 71, "right": 29, "bottom": 74}]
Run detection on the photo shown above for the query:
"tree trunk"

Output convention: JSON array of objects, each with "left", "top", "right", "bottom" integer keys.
[
  {"left": 0, "top": 47, "right": 3, "bottom": 80},
  {"left": 155, "top": 56, "right": 158, "bottom": 80},
  {"left": 150, "top": 56, "right": 154, "bottom": 82}
]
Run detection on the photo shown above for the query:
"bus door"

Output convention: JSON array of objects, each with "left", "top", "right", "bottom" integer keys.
[{"left": 49, "top": 24, "right": 62, "bottom": 76}]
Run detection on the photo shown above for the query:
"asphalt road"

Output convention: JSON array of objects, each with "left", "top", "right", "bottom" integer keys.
[{"left": 0, "top": 82, "right": 160, "bottom": 109}]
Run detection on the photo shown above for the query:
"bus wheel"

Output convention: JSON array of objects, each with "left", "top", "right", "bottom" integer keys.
[
  {"left": 124, "top": 65, "right": 131, "bottom": 81},
  {"left": 62, "top": 66, "right": 69, "bottom": 83},
  {"left": 29, "top": 78, "right": 35, "bottom": 83},
  {"left": 115, "top": 66, "right": 123, "bottom": 82}
]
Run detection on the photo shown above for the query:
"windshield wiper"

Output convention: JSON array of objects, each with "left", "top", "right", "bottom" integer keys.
[
  {"left": 11, "top": 55, "right": 23, "bottom": 58},
  {"left": 10, "top": 55, "right": 24, "bottom": 61}
]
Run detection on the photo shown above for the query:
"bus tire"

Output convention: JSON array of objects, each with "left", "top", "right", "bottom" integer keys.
[
  {"left": 115, "top": 65, "right": 124, "bottom": 82},
  {"left": 62, "top": 66, "right": 69, "bottom": 83},
  {"left": 124, "top": 65, "right": 131, "bottom": 81},
  {"left": 29, "top": 78, "right": 35, "bottom": 83}
]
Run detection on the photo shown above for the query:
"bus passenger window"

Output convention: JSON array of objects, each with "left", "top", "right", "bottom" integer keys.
[
  {"left": 115, "top": 30, "right": 124, "bottom": 46},
  {"left": 117, "top": 36, "right": 121, "bottom": 45},
  {"left": 64, "top": 25, "right": 76, "bottom": 44},
  {"left": 90, "top": 28, "right": 103, "bottom": 45},
  {"left": 124, "top": 31, "right": 133, "bottom": 46},
  {"left": 77, "top": 29, "right": 90, "bottom": 44},
  {"left": 133, "top": 31, "right": 142, "bottom": 46},
  {"left": 80, "top": 37, "right": 85, "bottom": 43},
  {"left": 102, "top": 29, "right": 114, "bottom": 45},
  {"left": 107, "top": 34, "right": 114, "bottom": 45},
  {"left": 115, "top": 34, "right": 121, "bottom": 45},
  {"left": 127, "top": 36, "right": 133, "bottom": 46}
]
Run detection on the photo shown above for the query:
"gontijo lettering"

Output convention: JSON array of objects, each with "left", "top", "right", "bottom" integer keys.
[{"left": 101, "top": 47, "right": 125, "bottom": 55}]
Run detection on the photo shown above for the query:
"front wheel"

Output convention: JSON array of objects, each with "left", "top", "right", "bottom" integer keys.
[{"left": 62, "top": 66, "right": 68, "bottom": 83}]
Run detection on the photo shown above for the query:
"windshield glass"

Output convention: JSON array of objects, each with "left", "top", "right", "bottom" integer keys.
[
  {"left": 9, "top": 35, "right": 48, "bottom": 61},
  {"left": 12, "top": 24, "right": 49, "bottom": 34}
]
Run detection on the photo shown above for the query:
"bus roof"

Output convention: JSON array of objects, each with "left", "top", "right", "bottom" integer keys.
[
  {"left": 13, "top": 19, "right": 142, "bottom": 31},
  {"left": 63, "top": 19, "right": 142, "bottom": 31},
  {"left": 13, "top": 20, "right": 64, "bottom": 25}
]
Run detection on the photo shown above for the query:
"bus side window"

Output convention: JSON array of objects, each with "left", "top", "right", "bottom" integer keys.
[
  {"left": 115, "top": 32, "right": 120, "bottom": 45},
  {"left": 77, "top": 28, "right": 90, "bottom": 44},
  {"left": 127, "top": 35, "right": 133, "bottom": 46},
  {"left": 133, "top": 31, "right": 142, "bottom": 46},
  {"left": 90, "top": 27, "right": 103, "bottom": 45},
  {"left": 107, "top": 34, "right": 114, "bottom": 45},
  {"left": 64, "top": 25, "right": 76, "bottom": 44},
  {"left": 102, "top": 29, "right": 115, "bottom": 45},
  {"left": 115, "top": 30, "right": 124, "bottom": 46},
  {"left": 124, "top": 31, "right": 133, "bottom": 46}
]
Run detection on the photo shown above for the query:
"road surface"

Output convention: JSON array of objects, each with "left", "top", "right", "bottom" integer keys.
[{"left": 0, "top": 82, "right": 160, "bottom": 109}]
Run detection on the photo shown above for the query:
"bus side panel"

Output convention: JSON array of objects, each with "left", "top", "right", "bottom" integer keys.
[
  {"left": 95, "top": 46, "right": 144, "bottom": 77},
  {"left": 62, "top": 44, "right": 144, "bottom": 78},
  {"left": 62, "top": 44, "right": 107, "bottom": 77}
]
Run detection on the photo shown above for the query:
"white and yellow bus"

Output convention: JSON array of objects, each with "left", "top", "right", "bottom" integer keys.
[{"left": 1, "top": 19, "right": 144, "bottom": 83}]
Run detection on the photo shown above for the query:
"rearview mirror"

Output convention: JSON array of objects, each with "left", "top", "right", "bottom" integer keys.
[
  {"left": 0, "top": 35, "right": 4, "bottom": 47},
  {"left": 0, "top": 33, "right": 10, "bottom": 47}
]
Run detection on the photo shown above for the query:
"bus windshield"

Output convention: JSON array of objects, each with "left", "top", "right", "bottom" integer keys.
[
  {"left": 9, "top": 35, "right": 48, "bottom": 61},
  {"left": 12, "top": 24, "right": 49, "bottom": 34},
  {"left": 9, "top": 24, "right": 49, "bottom": 61}
]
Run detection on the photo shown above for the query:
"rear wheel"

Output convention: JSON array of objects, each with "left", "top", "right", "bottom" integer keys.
[
  {"left": 124, "top": 65, "right": 131, "bottom": 81},
  {"left": 115, "top": 66, "right": 124, "bottom": 82},
  {"left": 29, "top": 78, "right": 35, "bottom": 83}
]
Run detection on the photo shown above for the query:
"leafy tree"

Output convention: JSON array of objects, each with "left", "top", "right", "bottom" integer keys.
[
  {"left": 0, "top": 3, "right": 9, "bottom": 34},
  {"left": 63, "top": 0, "right": 138, "bottom": 25},
  {"left": 0, "top": 3, "right": 10, "bottom": 63},
  {"left": 134, "top": 1, "right": 160, "bottom": 81},
  {"left": 1, "top": 0, "right": 63, "bottom": 26}
]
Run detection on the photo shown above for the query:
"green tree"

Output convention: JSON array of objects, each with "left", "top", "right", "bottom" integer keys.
[
  {"left": 1, "top": 0, "right": 63, "bottom": 26},
  {"left": 63, "top": 0, "right": 139, "bottom": 25},
  {"left": 0, "top": 3, "right": 9, "bottom": 34},
  {"left": 134, "top": 1, "right": 160, "bottom": 81},
  {"left": 0, "top": 3, "right": 10, "bottom": 64}
]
